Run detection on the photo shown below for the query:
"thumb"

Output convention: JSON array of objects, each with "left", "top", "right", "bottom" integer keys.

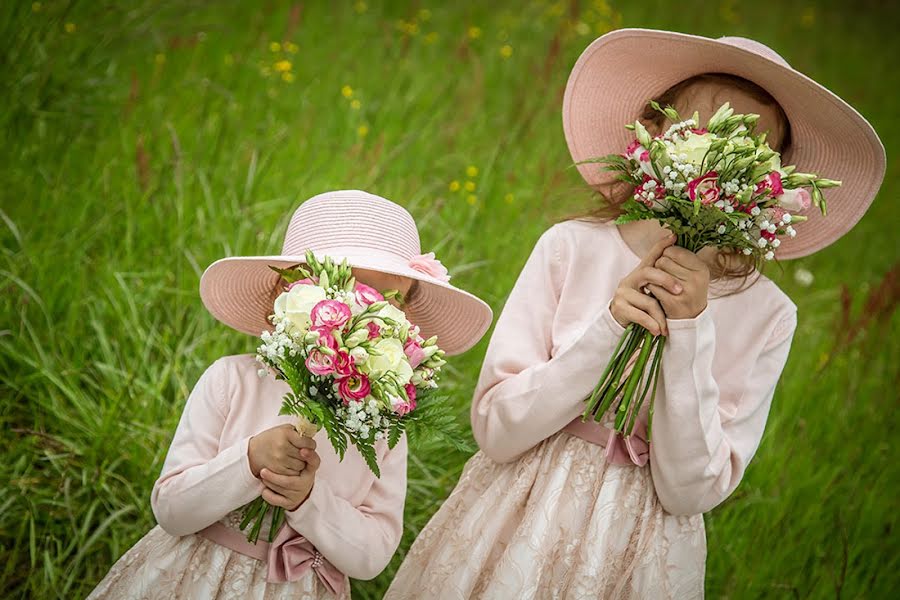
[{"left": 640, "top": 231, "right": 676, "bottom": 267}]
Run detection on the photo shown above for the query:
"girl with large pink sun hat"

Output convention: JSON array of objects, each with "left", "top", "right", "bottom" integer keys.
[{"left": 385, "top": 30, "right": 884, "bottom": 599}]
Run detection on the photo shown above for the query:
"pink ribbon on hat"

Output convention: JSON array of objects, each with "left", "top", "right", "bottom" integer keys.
[
  {"left": 408, "top": 252, "right": 451, "bottom": 282},
  {"left": 562, "top": 415, "right": 649, "bottom": 467},
  {"left": 197, "top": 521, "right": 345, "bottom": 595}
]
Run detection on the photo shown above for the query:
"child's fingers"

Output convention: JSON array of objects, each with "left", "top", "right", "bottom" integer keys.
[
  {"left": 639, "top": 231, "right": 677, "bottom": 268},
  {"left": 260, "top": 468, "right": 306, "bottom": 491},
  {"left": 300, "top": 449, "right": 321, "bottom": 472},
  {"left": 631, "top": 266, "right": 683, "bottom": 295},
  {"left": 622, "top": 288, "right": 668, "bottom": 336},
  {"left": 612, "top": 296, "right": 663, "bottom": 336},
  {"left": 286, "top": 428, "right": 317, "bottom": 450},
  {"left": 655, "top": 256, "right": 692, "bottom": 281},
  {"left": 260, "top": 487, "right": 294, "bottom": 509}
]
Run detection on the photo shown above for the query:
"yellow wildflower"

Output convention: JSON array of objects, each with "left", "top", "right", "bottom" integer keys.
[
  {"left": 64, "top": 22, "right": 76, "bottom": 33},
  {"left": 468, "top": 26, "right": 482, "bottom": 39},
  {"left": 449, "top": 180, "right": 461, "bottom": 192},
  {"left": 504, "top": 193, "right": 515, "bottom": 204},
  {"left": 425, "top": 32, "right": 439, "bottom": 44},
  {"left": 32, "top": 2, "right": 41, "bottom": 12},
  {"left": 342, "top": 85, "right": 354, "bottom": 98},
  {"left": 274, "top": 60, "right": 292, "bottom": 72},
  {"left": 285, "top": 42, "right": 299, "bottom": 54},
  {"left": 418, "top": 9, "right": 432, "bottom": 21},
  {"left": 154, "top": 53, "right": 166, "bottom": 65},
  {"left": 357, "top": 124, "right": 369, "bottom": 138},
  {"left": 466, "top": 195, "right": 478, "bottom": 206},
  {"left": 499, "top": 45, "right": 513, "bottom": 59},
  {"left": 350, "top": 99, "right": 361, "bottom": 110},
  {"left": 464, "top": 181, "right": 476, "bottom": 192},
  {"left": 354, "top": 1, "right": 367, "bottom": 13},
  {"left": 466, "top": 165, "right": 478, "bottom": 178},
  {"left": 282, "top": 72, "right": 294, "bottom": 83},
  {"left": 269, "top": 42, "right": 281, "bottom": 52}
]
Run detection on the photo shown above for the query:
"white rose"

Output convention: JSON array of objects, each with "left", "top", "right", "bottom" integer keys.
[
  {"left": 273, "top": 285, "right": 327, "bottom": 333},
  {"left": 671, "top": 133, "right": 713, "bottom": 166},
  {"left": 349, "top": 346, "right": 369, "bottom": 365},
  {"left": 361, "top": 337, "right": 413, "bottom": 383}
]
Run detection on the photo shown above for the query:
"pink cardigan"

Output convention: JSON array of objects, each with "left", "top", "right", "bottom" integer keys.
[
  {"left": 150, "top": 354, "right": 407, "bottom": 580},
  {"left": 471, "top": 220, "right": 797, "bottom": 515}
]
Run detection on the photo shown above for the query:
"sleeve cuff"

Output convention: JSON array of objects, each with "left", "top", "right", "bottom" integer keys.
[{"left": 666, "top": 305, "right": 713, "bottom": 332}]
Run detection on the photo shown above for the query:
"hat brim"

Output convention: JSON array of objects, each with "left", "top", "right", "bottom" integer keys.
[
  {"left": 199, "top": 248, "right": 493, "bottom": 356},
  {"left": 563, "top": 28, "right": 886, "bottom": 260}
]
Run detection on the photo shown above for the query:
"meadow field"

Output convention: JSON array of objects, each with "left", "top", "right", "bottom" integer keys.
[{"left": 1, "top": 1, "right": 898, "bottom": 598}]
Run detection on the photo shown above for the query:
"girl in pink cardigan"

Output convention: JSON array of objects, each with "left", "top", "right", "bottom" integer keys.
[
  {"left": 88, "top": 191, "right": 492, "bottom": 599},
  {"left": 386, "top": 30, "right": 884, "bottom": 599}
]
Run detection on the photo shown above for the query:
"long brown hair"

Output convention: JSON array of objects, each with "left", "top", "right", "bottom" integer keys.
[{"left": 572, "top": 73, "right": 791, "bottom": 282}]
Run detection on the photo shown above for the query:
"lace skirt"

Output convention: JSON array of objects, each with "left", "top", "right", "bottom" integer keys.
[
  {"left": 88, "top": 511, "right": 346, "bottom": 600},
  {"left": 385, "top": 432, "right": 707, "bottom": 600}
]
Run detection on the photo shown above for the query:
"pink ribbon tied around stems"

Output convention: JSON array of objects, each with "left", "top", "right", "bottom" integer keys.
[
  {"left": 563, "top": 415, "right": 650, "bottom": 467},
  {"left": 267, "top": 525, "right": 346, "bottom": 594}
]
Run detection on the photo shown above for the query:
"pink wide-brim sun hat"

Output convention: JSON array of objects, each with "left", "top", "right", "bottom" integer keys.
[
  {"left": 199, "top": 190, "right": 493, "bottom": 356},
  {"left": 563, "top": 29, "right": 886, "bottom": 260}
]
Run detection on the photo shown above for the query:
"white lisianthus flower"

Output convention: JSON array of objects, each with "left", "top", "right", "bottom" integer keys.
[
  {"left": 360, "top": 337, "right": 414, "bottom": 383},
  {"left": 377, "top": 304, "right": 410, "bottom": 328},
  {"left": 273, "top": 285, "right": 327, "bottom": 333},
  {"left": 350, "top": 346, "right": 369, "bottom": 365}
]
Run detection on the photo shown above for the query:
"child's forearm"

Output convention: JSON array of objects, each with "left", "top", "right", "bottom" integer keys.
[
  {"left": 471, "top": 304, "right": 627, "bottom": 463},
  {"left": 151, "top": 436, "right": 263, "bottom": 536},
  {"left": 649, "top": 308, "right": 796, "bottom": 515}
]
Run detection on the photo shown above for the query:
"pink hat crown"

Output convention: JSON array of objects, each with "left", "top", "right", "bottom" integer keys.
[
  {"left": 718, "top": 36, "right": 790, "bottom": 68},
  {"left": 281, "top": 190, "right": 421, "bottom": 259}
]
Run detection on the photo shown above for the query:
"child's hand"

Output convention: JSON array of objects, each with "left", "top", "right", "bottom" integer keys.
[
  {"left": 610, "top": 232, "right": 683, "bottom": 336},
  {"left": 248, "top": 424, "right": 312, "bottom": 477},
  {"left": 647, "top": 246, "right": 710, "bottom": 320},
  {"left": 259, "top": 443, "right": 321, "bottom": 511}
]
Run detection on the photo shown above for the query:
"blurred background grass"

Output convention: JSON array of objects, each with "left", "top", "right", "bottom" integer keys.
[{"left": 1, "top": 0, "right": 898, "bottom": 598}]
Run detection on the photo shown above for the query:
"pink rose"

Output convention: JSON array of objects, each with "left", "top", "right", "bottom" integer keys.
[
  {"left": 754, "top": 171, "right": 784, "bottom": 197},
  {"left": 286, "top": 277, "right": 317, "bottom": 291},
  {"left": 310, "top": 300, "right": 351, "bottom": 329},
  {"left": 354, "top": 283, "right": 384, "bottom": 306},
  {"left": 403, "top": 338, "right": 426, "bottom": 369},
  {"left": 333, "top": 351, "right": 354, "bottom": 377},
  {"left": 408, "top": 252, "right": 450, "bottom": 283},
  {"left": 305, "top": 349, "right": 335, "bottom": 376},
  {"left": 366, "top": 322, "right": 381, "bottom": 340},
  {"left": 687, "top": 171, "right": 720, "bottom": 205},
  {"left": 338, "top": 372, "right": 371, "bottom": 402},
  {"left": 776, "top": 187, "right": 812, "bottom": 212}
]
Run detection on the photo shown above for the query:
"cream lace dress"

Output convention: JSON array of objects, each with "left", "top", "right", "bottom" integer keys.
[{"left": 386, "top": 221, "right": 797, "bottom": 599}]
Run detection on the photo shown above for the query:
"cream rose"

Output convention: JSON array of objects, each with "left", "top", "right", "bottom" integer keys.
[
  {"left": 671, "top": 132, "right": 713, "bottom": 166},
  {"left": 361, "top": 337, "right": 414, "bottom": 384},
  {"left": 273, "top": 284, "right": 327, "bottom": 333}
]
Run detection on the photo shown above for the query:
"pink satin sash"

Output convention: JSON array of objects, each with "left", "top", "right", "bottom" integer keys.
[
  {"left": 562, "top": 416, "right": 649, "bottom": 467},
  {"left": 197, "top": 521, "right": 346, "bottom": 595}
]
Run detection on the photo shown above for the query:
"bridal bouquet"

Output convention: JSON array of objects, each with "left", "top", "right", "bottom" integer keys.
[
  {"left": 240, "top": 251, "right": 452, "bottom": 543},
  {"left": 581, "top": 101, "right": 840, "bottom": 438}
]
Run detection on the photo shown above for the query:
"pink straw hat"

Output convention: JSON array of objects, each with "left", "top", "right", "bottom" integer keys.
[
  {"left": 563, "top": 29, "right": 886, "bottom": 260},
  {"left": 199, "top": 190, "right": 493, "bottom": 356}
]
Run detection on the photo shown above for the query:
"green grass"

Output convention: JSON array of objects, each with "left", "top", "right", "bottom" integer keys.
[{"left": 1, "top": 1, "right": 898, "bottom": 598}]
